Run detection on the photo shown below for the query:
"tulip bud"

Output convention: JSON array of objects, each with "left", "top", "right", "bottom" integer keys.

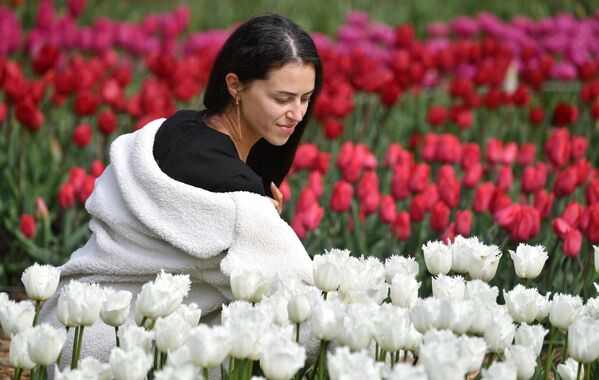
[
  {"left": 259, "top": 335, "right": 306, "bottom": 380},
  {"left": 0, "top": 300, "right": 35, "bottom": 336},
  {"left": 9, "top": 330, "right": 36, "bottom": 370},
  {"left": 503, "top": 345, "right": 536, "bottom": 380},
  {"left": 422, "top": 240, "right": 452, "bottom": 276},
  {"left": 515, "top": 323, "right": 547, "bottom": 357},
  {"left": 550, "top": 293, "right": 583, "bottom": 331},
  {"left": 35, "top": 197, "right": 49, "bottom": 220},
  {"left": 390, "top": 274, "right": 420, "bottom": 308},
  {"left": 313, "top": 256, "right": 341, "bottom": 293},
  {"left": 557, "top": 358, "right": 583, "bottom": 380},
  {"left": 287, "top": 292, "right": 312, "bottom": 324},
  {"left": 109, "top": 347, "right": 153, "bottom": 380},
  {"left": 509, "top": 243, "right": 548, "bottom": 279},
  {"left": 187, "top": 324, "right": 232, "bottom": 368},
  {"left": 155, "top": 313, "right": 191, "bottom": 353},
  {"left": 100, "top": 288, "right": 132, "bottom": 327}
]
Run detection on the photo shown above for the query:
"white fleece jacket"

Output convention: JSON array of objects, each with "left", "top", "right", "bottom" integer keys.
[{"left": 41, "top": 118, "right": 316, "bottom": 368}]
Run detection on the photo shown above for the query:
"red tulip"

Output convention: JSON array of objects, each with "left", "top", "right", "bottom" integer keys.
[
  {"left": 452, "top": 107, "right": 473, "bottom": 129},
  {"left": 90, "top": 160, "right": 105, "bottom": 178},
  {"left": 437, "top": 177, "right": 460, "bottom": 209},
  {"left": 562, "top": 201, "right": 584, "bottom": 228},
  {"left": 574, "top": 159, "right": 591, "bottom": 186},
  {"left": 57, "top": 182, "right": 75, "bottom": 208},
  {"left": 455, "top": 209, "right": 472, "bottom": 236},
  {"left": 485, "top": 138, "right": 502, "bottom": 165},
  {"left": 552, "top": 102, "right": 579, "bottom": 126},
  {"left": 529, "top": 107, "right": 545, "bottom": 125},
  {"left": 19, "top": 214, "right": 36, "bottom": 238},
  {"left": 517, "top": 143, "right": 536, "bottom": 166},
  {"left": 330, "top": 180, "right": 353, "bottom": 213},
  {"left": 395, "top": 24, "right": 415, "bottom": 47},
  {"left": 440, "top": 222, "right": 456, "bottom": 244},
  {"left": 280, "top": 179, "right": 291, "bottom": 203},
  {"left": 489, "top": 188, "right": 512, "bottom": 215},
  {"left": 494, "top": 204, "right": 540, "bottom": 242},
  {"left": 460, "top": 142, "right": 481, "bottom": 169},
  {"left": 545, "top": 128, "right": 571, "bottom": 168},
  {"left": 323, "top": 118, "right": 344, "bottom": 140},
  {"left": 409, "top": 194, "right": 427, "bottom": 222},
  {"left": 552, "top": 217, "right": 572, "bottom": 240},
  {"left": 511, "top": 85, "right": 531, "bottom": 106},
  {"left": 409, "top": 163, "right": 430, "bottom": 193},
  {"left": 496, "top": 166, "right": 514, "bottom": 192},
  {"left": 296, "top": 188, "right": 317, "bottom": 213},
  {"left": 580, "top": 203, "right": 599, "bottom": 243},
  {"left": 73, "top": 123, "right": 93, "bottom": 147},
  {"left": 308, "top": 171, "right": 324, "bottom": 198},
  {"left": 553, "top": 166, "right": 578, "bottom": 198},
  {"left": 97, "top": 109, "right": 117, "bottom": 135},
  {"left": 392, "top": 211, "right": 411, "bottom": 240},
  {"left": 359, "top": 191, "right": 380, "bottom": 215},
  {"left": 500, "top": 142, "right": 518, "bottom": 165},
  {"left": 291, "top": 216, "right": 307, "bottom": 239},
  {"left": 385, "top": 143, "right": 402, "bottom": 168},
  {"left": 295, "top": 143, "right": 319, "bottom": 171},
  {"left": 392, "top": 164, "right": 411, "bottom": 200},
  {"left": 426, "top": 105, "right": 447, "bottom": 126},
  {"left": 69, "top": 167, "right": 87, "bottom": 193},
  {"left": 436, "top": 134, "right": 462, "bottom": 163},
  {"left": 357, "top": 171, "right": 379, "bottom": 199},
  {"left": 379, "top": 195, "right": 397, "bottom": 224},
  {"left": 533, "top": 189, "right": 554, "bottom": 218},
  {"left": 473, "top": 182, "right": 495, "bottom": 213},
  {"left": 77, "top": 175, "right": 95, "bottom": 204},
  {"left": 563, "top": 228, "right": 582, "bottom": 257},
  {"left": 315, "top": 152, "right": 330, "bottom": 174},
  {"left": 462, "top": 163, "right": 483, "bottom": 188},
  {"left": 74, "top": 89, "right": 100, "bottom": 116},
  {"left": 302, "top": 204, "right": 324, "bottom": 231},
  {"left": 586, "top": 179, "right": 599, "bottom": 204},
  {"left": 430, "top": 201, "right": 450, "bottom": 232},
  {"left": 570, "top": 136, "right": 589, "bottom": 161},
  {"left": 421, "top": 133, "right": 438, "bottom": 162},
  {"left": 15, "top": 98, "right": 44, "bottom": 131}
]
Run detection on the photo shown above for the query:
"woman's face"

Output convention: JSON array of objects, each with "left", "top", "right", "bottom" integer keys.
[{"left": 237, "top": 62, "right": 316, "bottom": 146}]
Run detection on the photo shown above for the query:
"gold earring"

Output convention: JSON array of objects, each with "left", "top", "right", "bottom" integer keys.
[{"left": 235, "top": 98, "right": 242, "bottom": 139}]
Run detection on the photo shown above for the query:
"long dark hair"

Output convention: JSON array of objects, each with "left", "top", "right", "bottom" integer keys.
[{"left": 203, "top": 14, "right": 323, "bottom": 196}]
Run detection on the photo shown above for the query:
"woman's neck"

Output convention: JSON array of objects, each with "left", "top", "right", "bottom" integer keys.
[{"left": 205, "top": 109, "right": 260, "bottom": 163}]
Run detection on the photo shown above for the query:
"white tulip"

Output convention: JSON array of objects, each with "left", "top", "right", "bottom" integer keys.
[
  {"left": 118, "top": 325, "right": 155, "bottom": 353},
  {"left": 258, "top": 290, "right": 290, "bottom": 325},
  {"left": 514, "top": 323, "right": 547, "bottom": 357},
  {"left": 464, "top": 279, "right": 499, "bottom": 306},
  {"left": 468, "top": 243, "right": 502, "bottom": 282},
  {"left": 450, "top": 235, "right": 478, "bottom": 273},
  {"left": 468, "top": 303, "right": 496, "bottom": 335},
  {"left": 154, "top": 364, "right": 199, "bottom": 380},
  {"left": 223, "top": 301, "right": 271, "bottom": 360},
  {"left": 9, "top": 329, "right": 35, "bottom": 370},
  {"left": 594, "top": 245, "right": 599, "bottom": 273},
  {"left": 0, "top": 300, "right": 35, "bottom": 336},
  {"left": 313, "top": 249, "right": 349, "bottom": 293},
  {"left": 21, "top": 263, "right": 60, "bottom": 301},
  {"left": 390, "top": 274, "right": 420, "bottom": 308},
  {"left": 503, "top": 285, "right": 551, "bottom": 324},
  {"left": 57, "top": 280, "right": 104, "bottom": 326},
  {"left": 109, "top": 347, "right": 153, "bottom": 380},
  {"left": 423, "top": 328, "right": 457, "bottom": 345},
  {"left": 373, "top": 304, "right": 411, "bottom": 352},
  {"left": 167, "top": 345, "right": 192, "bottom": 367},
  {"left": 187, "top": 324, "right": 232, "bottom": 368},
  {"left": 432, "top": 274, "right": 465, "bottom": 301},
  {"left": 78, "top": 357, "right": 112, "bottom": 380},
  {"left": 410, "top": 297, "right": 441, "bottom": 333},
  {"left": 437, "top": 299, "right": 475, "bottom": 334},
  {"left": 509, "top": 244, "right": 548, "bottom": 279},
  {"left": 338, "top": 256, "right": 386, "bottom": 304},
  {"left": 259, "top": 335, "right": 306, "bottom": 380},
  {"left": 0, "top": 292, "right": 8, "bottom": 307},
  {"left": 385, "top": 362, "right": 428, "bottom": 380},
  {"left": 484, "top": 312, "right": 516, "bottom": 353},
  {"left": 287, "top": 291, "right": 312, "bottom": 324},
  {"left": 582, "top": 297, "right": 599, "bottom": 319},
  {"left": 557, "top": 358, "right": 583, "bottom": 380},
  {"left": 137, "top": 270, "right": 190, "bottom": 319},
  {"left": 230, "top": 270, "right": 271, "bottom": 303},
  {"left": 101, "top": 288, "right": 132, "bottom": 327},
  {"left": 27, "top": 323, "right": 67, "bottom": 365},
  {"left": 174, "top": 302, "right": 202, "bottom": 326},
  {"left": 481, "top": 361, "right": 517, "bottom": 380},
  {"left": 338, "top": 303, "right": 375, "bottom": 351},
  {"left": 420, "top": 337, "right": 468, "bottom": 380},
  {"left": 404, "top": 323, "right": 423, "bottom": 352},
  {"left": 504, "top": 344, "right": 536, "bottom": 380},
  {"left": 384, "top": 255, "right": 419, "bottom": 282},
  {"left": 422, "top": 240, "right": 452, "bottom": 276},
  {"left": 549, "top": 293, "right": 583, "bottom": 331},
  {"left": 568, "top": 316, "right": 599, "bottom": 363},
  {"left": 327, "top": 347, "right": 383, "bottom": 380},
  {"left": 155, "top": 313, "right": 191, "bottom": 353},
  {"left": 310, "top": 299, "right": 345, "bottom": 341},
  {"left": 457, "top": 335, "right": 487, "bottom": 373}
]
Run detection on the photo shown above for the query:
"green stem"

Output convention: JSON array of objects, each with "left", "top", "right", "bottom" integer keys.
[
  {"left": 584, "top": 363, "right": 590, "bottom": 380},
  {"left": 391, "top": 352, "right": 395, "bottom": 368},
  {"left": 13, "top": 367, "right": 22, "bottom": 380},
  {"left": 544, "top": 327, "right": 556, "bottom": 380},
  {"left": 74, "top": 326, "right": 84, "bottom": 369},
  {"left": 153, "top": 346, "right": 159, "bottom": 370},
  {"left": 323, "top": 291, "right": 328, "bottom": 300},
  {"left": 375, "top": 342, "right": 379, "bottom": 361},
  {"left": 563, "top": 330, "right": 569, "bottom": 360},
  {"left": 70, "top": 326, "right": 80, "bottom": 369},
  {"left": 161, "top": 352, "right": 167, "bottom": 369},
  {"left": 115, "top": 326, "right": 120, "bottom": 347},
  {"left": 402, "top": 350, "right": 407, "bottom": 362},
  {"left": 296, "top": 322, "right": 301, "bottom": 344},
  {"left": 576, "top": 361, "right": 582, "bottom": 380},
  {"left": 247, "top": 360, "right": 254, "bottom": 379},
  {"left": 317, "top": 340, "right": 328, "bottom": 380},
  {"left": 140, "top": 316, "right": 147, "bottom": 328},
  {"left": 32, "top": 300, "right": 42, "bottom": 326},
  {"left": 203, "top": 368, "right": 209, "bottom": 380}
]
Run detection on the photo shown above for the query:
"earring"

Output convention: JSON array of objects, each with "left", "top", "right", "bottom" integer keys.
[{"left": 235, "top": 98, "right": 242, "bottom": 139}]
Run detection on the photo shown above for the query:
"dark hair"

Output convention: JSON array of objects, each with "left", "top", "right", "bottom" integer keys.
[{"left": 203, "top": 13, "right": 323, "bottom": 196}]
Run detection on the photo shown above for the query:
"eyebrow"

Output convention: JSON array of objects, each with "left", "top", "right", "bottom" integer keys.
[{"left": 276, "top": 90, "right": 315, "bottom": 97}]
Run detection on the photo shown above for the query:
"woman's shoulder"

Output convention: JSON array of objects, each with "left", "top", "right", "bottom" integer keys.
[{"left": 153, "top": 109, "right": 266, "bottom": 195}]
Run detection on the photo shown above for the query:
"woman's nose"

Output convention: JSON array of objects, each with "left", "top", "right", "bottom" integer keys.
[{"left": 286, "top": 100, "right": 303, "bottom": 122}]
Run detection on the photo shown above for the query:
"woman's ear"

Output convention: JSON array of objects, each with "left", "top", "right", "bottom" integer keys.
[{"left": 225, "top": 73, "right": 243, "bottom": 100}]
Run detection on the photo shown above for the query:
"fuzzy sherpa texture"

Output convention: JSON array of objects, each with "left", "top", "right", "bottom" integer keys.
[{"left": 40, "top": 118, "right": 316, "bottom": 371}]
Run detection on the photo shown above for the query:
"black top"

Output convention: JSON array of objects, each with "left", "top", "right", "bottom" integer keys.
[{"left": 153, "top": 109, "right": 266, "bottom": 196}]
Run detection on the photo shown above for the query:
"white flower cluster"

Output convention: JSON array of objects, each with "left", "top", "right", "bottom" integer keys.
[{"left": 2, "top": 243, "right": 598, "bottom": 380}]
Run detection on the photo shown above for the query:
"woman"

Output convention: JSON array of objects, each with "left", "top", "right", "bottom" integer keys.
[{"left": 42, "top": 13, "right": 323, "bottom": 367}]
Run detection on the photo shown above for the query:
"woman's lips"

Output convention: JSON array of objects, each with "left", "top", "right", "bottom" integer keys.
[{"left": 277, "top": 124, "right": 296, "bottom": 134}]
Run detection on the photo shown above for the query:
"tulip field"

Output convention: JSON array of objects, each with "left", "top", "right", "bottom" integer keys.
[{"left": 1, "top": 0, "right": 599, "bottom": 379}]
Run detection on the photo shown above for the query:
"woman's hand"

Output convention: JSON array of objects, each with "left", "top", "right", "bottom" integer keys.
[{"left": 270, "top": 182, "right": 284, "bottom": 215}]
